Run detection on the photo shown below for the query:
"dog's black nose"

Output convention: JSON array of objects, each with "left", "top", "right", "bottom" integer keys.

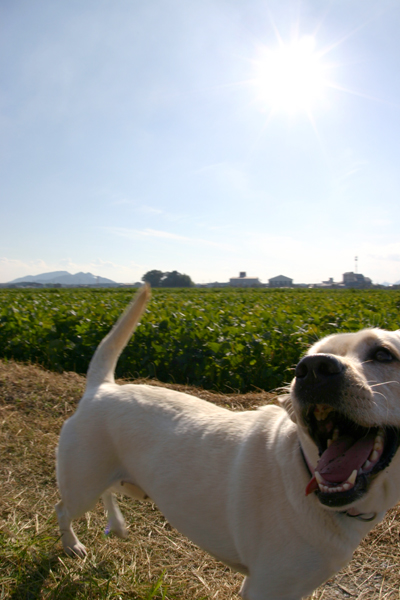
[
  {"left": 294, "top": 354, "right": 345, "bottom": 407},
  {"left": 295, "top": 354, "right": 343, "bottom": 381}
]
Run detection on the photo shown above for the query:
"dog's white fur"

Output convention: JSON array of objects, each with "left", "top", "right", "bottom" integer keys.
[{"left": 56, "top": 286, "right": 400, "bottom": 600}]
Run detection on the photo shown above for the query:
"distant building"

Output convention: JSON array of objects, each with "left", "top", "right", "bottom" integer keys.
[
  {"left": 195, "top": 282, "right": 229, "bottom": 288},
  {"left": 314, "top": 277, "right": 343, "bottom": 289},
  {"left": 229, "top": 272, "right": 261, "bottom": 287},
  {"left": 268, "top": 275, "right": 293, "bottom": 288},
  {"left": 342, "top": 272, "right": 372, "bottom": 288},
  {"left": 205, "top": 282, "right": 229, "bottom": 288}
]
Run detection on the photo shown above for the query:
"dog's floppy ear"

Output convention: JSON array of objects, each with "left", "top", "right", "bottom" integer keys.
[{"left": 278, "top": 394, "right": 297, "bottom": 423}]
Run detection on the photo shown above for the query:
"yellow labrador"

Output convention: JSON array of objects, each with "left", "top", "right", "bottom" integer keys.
[{"left": 56, "top": 286, "right": 400, "bottom": 600}]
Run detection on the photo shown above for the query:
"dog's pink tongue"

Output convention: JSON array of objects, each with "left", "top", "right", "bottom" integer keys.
[{"left": 305, "top": 433, "right": 375, "bottom": 495}]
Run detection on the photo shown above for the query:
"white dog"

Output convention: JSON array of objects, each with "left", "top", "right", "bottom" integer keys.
[{"left": 56, "top": 286, "right": 400, "bottom": 600}]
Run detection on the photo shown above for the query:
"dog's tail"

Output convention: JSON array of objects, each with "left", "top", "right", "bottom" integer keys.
[{"left": 86, "top": 284, "right": 151, "bottom": 389}]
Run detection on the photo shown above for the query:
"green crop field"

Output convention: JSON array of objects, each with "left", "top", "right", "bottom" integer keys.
[{"left": 1, "top": 287, "right": 400, "bottom": 392}]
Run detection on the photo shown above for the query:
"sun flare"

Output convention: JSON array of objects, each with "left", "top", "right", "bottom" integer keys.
[{"left": 252, "top": 36, "right": 328, "bottom": 116}]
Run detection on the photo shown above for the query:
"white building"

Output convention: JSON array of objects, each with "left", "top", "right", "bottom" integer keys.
[
  {"left": 229, "top": 272, "right": 261, "bottom": 287},
  {"left": 268, "top": 275, "right": 293, "bottom": 288}
]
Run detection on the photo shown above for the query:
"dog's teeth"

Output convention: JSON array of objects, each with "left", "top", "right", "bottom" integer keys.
[
  {"left": 363, "top": 459, "right": 372, "bottom": 470},
  {"left": 327, "top": 439, "right": 332, "bottom": 448},
  {"left": 314, "top": 471, "right": 324, "bottom": 483},
  {"left": 378, "top": 427, "right": 384, "bottom": 436},
  {"left": 347, "top": 470, "right": 357, "bottom": 485},
  {"left": 332, "top": 429, "right": 339, "bottom": 441},
  {"left": 315, "top": 471, "right": 327, "bottom": 493},
  {"left": 370, "top": 450, "right": 379, "bottom": 462},
  {"left": 315, "top": 471, "right": 323, "bottom": 484},
  {"left": 374, "top": 436, "right": 383, "bottom": 451},
  {"left": 320, "top": 483, "right": 350, "bottom": 494},
  {"left": 320, "top": 471, "right": 357, "bottom": 495}
]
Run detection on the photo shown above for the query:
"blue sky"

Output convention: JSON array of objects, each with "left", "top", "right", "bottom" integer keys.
[{"left": 1, "top": 0, "right": 400, "bottom": 284}]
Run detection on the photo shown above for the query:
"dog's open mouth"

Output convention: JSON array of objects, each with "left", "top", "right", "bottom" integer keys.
[{"left": 303, "top": 404, "right": 400, "bottom": 507}]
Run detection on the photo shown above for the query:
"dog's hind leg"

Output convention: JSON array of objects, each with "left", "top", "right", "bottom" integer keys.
[
  {"left": 56, "top": 479, "right": 128, "bottom": 556},
  {"left": 56, "top": 427, "right": 117, "bottom": 556},
  {"left": 240, "top": 572, "right": 303, "bottom": 600},
  {"left": 56, "top": 477, "right": 114, "bottom": 557},
  {"left": 55, "top": 500, "right": 88, "bottom": 558},
  {"left": 102, "top": 491, "right": 128, "bottom": 538},
  {"left": 55, "top": 470, "right": 109, "bottom": 557},
  {"left": 103, "top": 480, "right": 151, "bottom": 537}
]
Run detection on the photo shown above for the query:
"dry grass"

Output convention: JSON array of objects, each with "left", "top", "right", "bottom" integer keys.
[{"left": 1, "top": 359, "right": 400, "bottom": 599}]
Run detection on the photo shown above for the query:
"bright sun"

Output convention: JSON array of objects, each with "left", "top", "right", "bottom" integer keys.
[{"left": 251, "top": 36, "right": 328, "bottom": 116}]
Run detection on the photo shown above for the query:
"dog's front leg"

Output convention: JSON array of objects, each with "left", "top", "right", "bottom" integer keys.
[{"left": 55, "top": 500, "right": 87, "bottom": 558}]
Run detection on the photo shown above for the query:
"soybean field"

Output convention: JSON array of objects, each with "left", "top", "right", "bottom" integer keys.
[{"left": 1, "top": 287, "right": 400, "bottom": 393}]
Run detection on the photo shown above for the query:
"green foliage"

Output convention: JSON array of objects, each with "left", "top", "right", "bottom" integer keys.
[
  {"left": 1, "top": 287, "right": 399, "bottom": 392},
  {"left": 142, "top": 270, "right": 165, "bottom": 287},
  {"left": 142, "top": 270, "right": 194, "bottom": 288},
  {"left": 161, "top": 271, "right": 193, "bottom": 288}
]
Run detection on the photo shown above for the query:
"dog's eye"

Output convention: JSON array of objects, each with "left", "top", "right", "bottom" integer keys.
[{"left": 373, "top": 348, "right": 394, "bottom": 362}]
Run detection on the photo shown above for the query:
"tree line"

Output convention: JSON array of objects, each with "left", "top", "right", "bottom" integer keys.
[{"left": 141, "top": 270, "right": 194, "bottom": 288}]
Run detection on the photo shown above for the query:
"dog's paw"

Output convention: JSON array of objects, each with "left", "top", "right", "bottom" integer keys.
[{"left": 65, "top": 541, "right": 87, "bottom": 558}]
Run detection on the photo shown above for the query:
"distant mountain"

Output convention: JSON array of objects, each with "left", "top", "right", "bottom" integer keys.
[
  {"left": 10, "top": 271, "right": 71, "bottom": 283},
  {"left": 8, "top": 271, "right": 118, "bottom": 285}
]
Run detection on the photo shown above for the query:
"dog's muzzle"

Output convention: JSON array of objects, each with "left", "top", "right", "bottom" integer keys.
[{"left": 293, "top": 354, "right": 400, "bottom": 508}]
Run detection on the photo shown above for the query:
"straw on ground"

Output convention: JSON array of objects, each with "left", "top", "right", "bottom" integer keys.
[{"left": 1, "top": 359, "right": 400, "bottom": 599}]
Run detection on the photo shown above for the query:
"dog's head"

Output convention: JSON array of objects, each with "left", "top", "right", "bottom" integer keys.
[{"left": 290, "top": 328, "right": 400, "bottom": 509}]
